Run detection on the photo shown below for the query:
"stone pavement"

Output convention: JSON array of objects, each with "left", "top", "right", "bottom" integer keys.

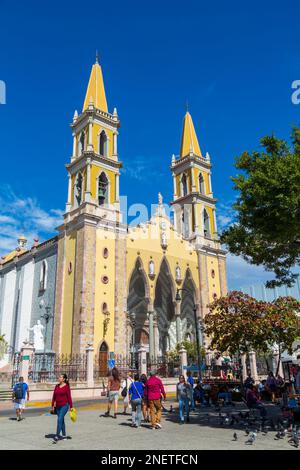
[{"left": 0, "top": 401, "right": 298, "bottom": 450}]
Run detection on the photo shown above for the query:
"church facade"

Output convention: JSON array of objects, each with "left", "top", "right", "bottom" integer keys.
[{"left": 0, "top": 58, "right": 227, "bottom": 367}]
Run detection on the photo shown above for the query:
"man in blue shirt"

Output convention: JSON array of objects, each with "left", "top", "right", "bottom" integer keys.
[
  {"left": 129, "top": 373, "right": 144, "bottom": 428},
  {"left": 12, "top": 376, "right": 29, "bottom": 421},
  {"left": 186, "top": 371, "right": 195, "bottom": 411}
]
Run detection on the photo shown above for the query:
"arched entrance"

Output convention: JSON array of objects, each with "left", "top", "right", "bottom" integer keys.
[
  {"left": 98, "top": 341, "right": 109, "bottom": 377},
  {"left": 127, "top": 259, "right": 149, "bottom": 365},
  {"left": 180, "top": 269, "right": 197, "bottom": 342},
  {"left": 154, "top": 258, "right": 176, "bottom": 355}
]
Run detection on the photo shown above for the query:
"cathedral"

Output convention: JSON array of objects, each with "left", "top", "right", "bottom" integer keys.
[{"left": 0, "top": 57, "right": 227, "bottom": 368}]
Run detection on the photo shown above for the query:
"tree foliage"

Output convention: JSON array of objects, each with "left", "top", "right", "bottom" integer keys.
[
  {"left": 0, "top": 333, "right": 7, "bottom": 361},
  {"left": 221, "top": 128, "right": 300, "bottom": 287},
  {"left": 204, "top": 291, "right": 300, "bottom": 358}
]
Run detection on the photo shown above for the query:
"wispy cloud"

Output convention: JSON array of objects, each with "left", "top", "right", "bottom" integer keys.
[
  {"left": 123, "top": 156, "right": 165, "bottom": 182},
  {"left": 217, "top": 199, "right": 237, "bottom": 231},
  {"left": 0, "top": 185, "right": 63, "bottom": 255}
]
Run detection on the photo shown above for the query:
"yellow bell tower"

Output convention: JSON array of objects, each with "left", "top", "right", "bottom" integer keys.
[
  {"left": 171, "top": 111, "right": 218, "bottom": 243},
  {"left": 65, "top": 54, "right": 122, "bottom": 217}
]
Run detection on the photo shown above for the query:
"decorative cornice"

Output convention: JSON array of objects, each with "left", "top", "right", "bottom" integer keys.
[
  {"left": 171, "top": 192, "right": 217, "bottom": 206},
  {"left": 66, "top": 151, "right": 122, "bottom": 173},
  {"left": 171, "top": 153, "right": 212, "bottom": 172},
  {"left": 71, "top": 108, "right": 120, "bottom": 130}
]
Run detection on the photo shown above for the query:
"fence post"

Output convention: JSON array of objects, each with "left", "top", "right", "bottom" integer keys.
[
  {"left": 241, "top": 354, "right": 247, "bottom": 382},
  {"left": 19, "top": 341, "right": 35, "bottom": 384},
  {"left": 138, "top": 347, "right": 147, "bottom": 375},
  {"left": 86, "top": 345, "right": 94, "bottom": 388},
  {"left": 272, "top": 349, "right": 284, "bottom": 377},
  {"left": 179, "top": 348, "right": 187, "bottom": 378},
  {"left": 249, "top": 351, "right": 259, "bottom": 383}
]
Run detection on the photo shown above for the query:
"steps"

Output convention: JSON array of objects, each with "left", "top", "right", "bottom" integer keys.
[{"left": 0, "top": 389, "right": 12, "bottom": 401}]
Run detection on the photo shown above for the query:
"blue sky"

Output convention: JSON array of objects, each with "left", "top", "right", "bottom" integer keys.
[{"left": 0, "top": 0, "right": 299, "bottom": 289}]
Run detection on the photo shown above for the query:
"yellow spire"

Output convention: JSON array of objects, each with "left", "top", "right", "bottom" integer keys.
[
  {"left": 180, "top": 111, "right": 202, "bottom": 158},
  {"left": 82, "top": 56, "right": 108, "bottom": 113}
]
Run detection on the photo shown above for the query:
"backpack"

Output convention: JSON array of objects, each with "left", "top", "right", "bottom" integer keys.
[{"left": 14, "top": 383, "right": 23, "bottom": 400}]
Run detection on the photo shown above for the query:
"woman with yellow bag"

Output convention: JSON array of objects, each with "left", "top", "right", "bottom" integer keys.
[{"left": 51, "top": 374, "right": 74, "bottom": 443}]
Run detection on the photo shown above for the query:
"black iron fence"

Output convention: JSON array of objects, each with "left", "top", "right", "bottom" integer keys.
[
  {"left": 29, "top": 353, "right": 87, "bottom": 383},
  {"left": 147, "top": 356, "right": 181, "bottom": 378}
]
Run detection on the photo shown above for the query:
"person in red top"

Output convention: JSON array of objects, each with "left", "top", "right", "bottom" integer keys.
[
  {"left": 144, "top": 370, "right": 166, "bottom": 430},
  {"left": 51, "top": 374, "right": 73, "bottom": 443}
]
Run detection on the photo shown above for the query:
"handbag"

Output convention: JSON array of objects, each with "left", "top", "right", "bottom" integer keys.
[
  {"left": 50, "top": 407, "right": 57, "bottom": 415},
  {"left": 121, "top": 378, "right": 128, "bottom": 398}
]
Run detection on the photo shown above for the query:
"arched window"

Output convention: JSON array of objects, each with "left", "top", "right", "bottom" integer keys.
[
  {"left": 203, "top": 209, "right": 210, "bottom": 238},
  {"left": 99, "top": 130, "right": 108, "bottom": 157},
  {"left": 75, "top": 173, "right": 83, "bottom": 207},
  {"left": 78, "top": 132, "right": 85, "bottom": 156},
  {"left": 181, "top": 174, "right": 188, "bottom": 197},
  {"left": 182, "top": 209, "right": 189, "bottom": 238},
  {"left": 199, "top": 173, "right": 205, "bottom": 194},
  {"left": 98, "top": 172, "right": 109, "bottom": 205},
  {"left": 39, "top": 260, "right": 48, "bottom": 291}
]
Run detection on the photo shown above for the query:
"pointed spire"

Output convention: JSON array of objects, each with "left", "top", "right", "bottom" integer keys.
[
  {"left": 180, "top": 111, "right": 202, "bottom": 158},
  {"left": 83, "top": 57, "right": 108, "bottom": 113},
  {"left": 73, "top": 109, "right": 78, "bottom": 122}
]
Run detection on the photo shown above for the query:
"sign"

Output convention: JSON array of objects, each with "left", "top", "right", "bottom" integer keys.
[
  {"left": 21, "top": 356, "right": 30, "bottom": 361},
  {"left": 108, "top": 359, "right": 115, "bottom": 369}
]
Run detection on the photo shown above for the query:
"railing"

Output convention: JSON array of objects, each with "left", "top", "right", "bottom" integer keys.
[
  {"left": 29, "top": 353, "right": 87, "bottom": 383},
  {"left": 147, "top": 356, "right": 181, "bottom": 378}
]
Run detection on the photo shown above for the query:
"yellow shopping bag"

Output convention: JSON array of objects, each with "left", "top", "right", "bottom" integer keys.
[{"left": 70, "top": 407, "right": 77, "bottom": 423}]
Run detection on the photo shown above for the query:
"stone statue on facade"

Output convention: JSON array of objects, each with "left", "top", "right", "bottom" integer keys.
[{"left": 28, "top": 320, "right": 45, "bottom": 351}]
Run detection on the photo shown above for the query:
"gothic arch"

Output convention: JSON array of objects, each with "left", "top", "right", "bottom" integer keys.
[
  {"left": 154, "top": 257, "right": 177, "bottom": 355},
  {"left": 98, "top": 129, "right": 109, "bottom": 157},
  {"left": 180, "top": 268, "right": 198, "bottom": 342},
  {"left": 74, "top": 172, "right": 83, "bottom": 207},
  {"left": 97, "top": 171, "right": 110, "bottom": 206}
]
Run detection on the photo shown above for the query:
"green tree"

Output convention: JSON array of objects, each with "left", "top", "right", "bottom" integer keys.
[
  {"left": 221, "top": 127, "right": 300, "bottom": 287},
  {"left": 204, "top": 292, "right": 300, "bottom": 365}
]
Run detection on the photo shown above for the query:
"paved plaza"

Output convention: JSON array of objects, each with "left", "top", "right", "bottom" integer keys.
[{"left": 0, "top": 400, "right": 298, "bottom": 450}]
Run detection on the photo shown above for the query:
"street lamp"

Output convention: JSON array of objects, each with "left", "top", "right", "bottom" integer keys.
[
  {"left": 130, "top": 312, "right": 136, "bottom": 370},
  {"left": 41, "top": 305, "right": 53, "bottom": 371},
  {"left": 176, "top": 288, "right": 202, "bottom": 379}
]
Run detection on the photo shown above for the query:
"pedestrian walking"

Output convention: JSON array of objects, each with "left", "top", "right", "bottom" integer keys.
[
  {"left": 105, "top": 367, "right": 121, "bottom": 419},
  {"left": 121, "top": 371, "right": 134, "bottom": 415},
  {"left": 176, "top": 375, "right": 191, "bottom": 424},
  {"left": 186, "top": 371, "right": 195, "bottom": 410},
  {"left": 140, "top": 373, "right": 150, "bottom": 422},
  {"left": 12, "top": 376, "right": 29, "bottom": 421},
  {"left": 129, "top": 373, "right": 144, "bottom": 428},
  {"left": 51, "top": 374, "right": 73, "bottom": 442},
  {"left": 144, "top": 369, "right": 166, "bottom": 430}
]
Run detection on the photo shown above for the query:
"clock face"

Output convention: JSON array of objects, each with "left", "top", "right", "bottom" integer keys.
[{"left": 161, "top": 221, "right": 166, "bottom": 230}]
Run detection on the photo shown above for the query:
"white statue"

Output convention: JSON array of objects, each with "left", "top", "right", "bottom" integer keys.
[
  {"left": 149, "top": 260, "right": 155, "bottom": 276},
  {"left": 175, "top": 266, "right": 181, "bottom": 280},
  {"left": 28, "top": 320, "right": 45, "bottom": 351},
  {"left": 161, "top": 232, "right": 167, "bottom": 246},
  {"left": 158, "top": 192, "right": 163, "bottom": 205}
]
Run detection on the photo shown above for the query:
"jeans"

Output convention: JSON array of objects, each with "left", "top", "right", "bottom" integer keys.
[
  {"left": 179, "top": 396, "right": 190, "bottom": 422},
  {"left": 131, "top": 398, "right": 142, "bottom": 426},
  {"left": 56, "top": 404, "right": 69, "bottom": 437},
  {"left": 218, "top": 392, "right": 232, "bottom": 404},
  {"left": 250, "top": 403, "right": 267, "bottom": 418}
]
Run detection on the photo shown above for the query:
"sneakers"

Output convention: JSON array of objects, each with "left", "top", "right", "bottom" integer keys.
[
  {"left": 155, "top": 423, "right": 162, "bottom": 429},
  {"left": 113, "top": 413, "right": 117, "bottom": 419},
  {"left": 52, "top": 436, "right": 59, "bottom": 444},
  {"left": 104, "top": 411, "right": 110, "bottom": 417}
]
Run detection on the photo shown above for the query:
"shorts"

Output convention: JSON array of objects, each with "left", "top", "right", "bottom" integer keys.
[
  {"left": 108, "top": 391, "right": 119, "bottom": 403},
  {"left": 14, "top": 399, "right": 26, "bottom": 410}
]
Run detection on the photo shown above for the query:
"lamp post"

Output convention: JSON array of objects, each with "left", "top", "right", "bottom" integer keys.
[
  {"left": 176, "top": 288, "right": 202, "bottom": 380},
  {"left": 41, "top": 305, "right": 53, "bottom": 370},
  {"left": 130, "top": 312, "right": 136, "bottom": 370}
]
